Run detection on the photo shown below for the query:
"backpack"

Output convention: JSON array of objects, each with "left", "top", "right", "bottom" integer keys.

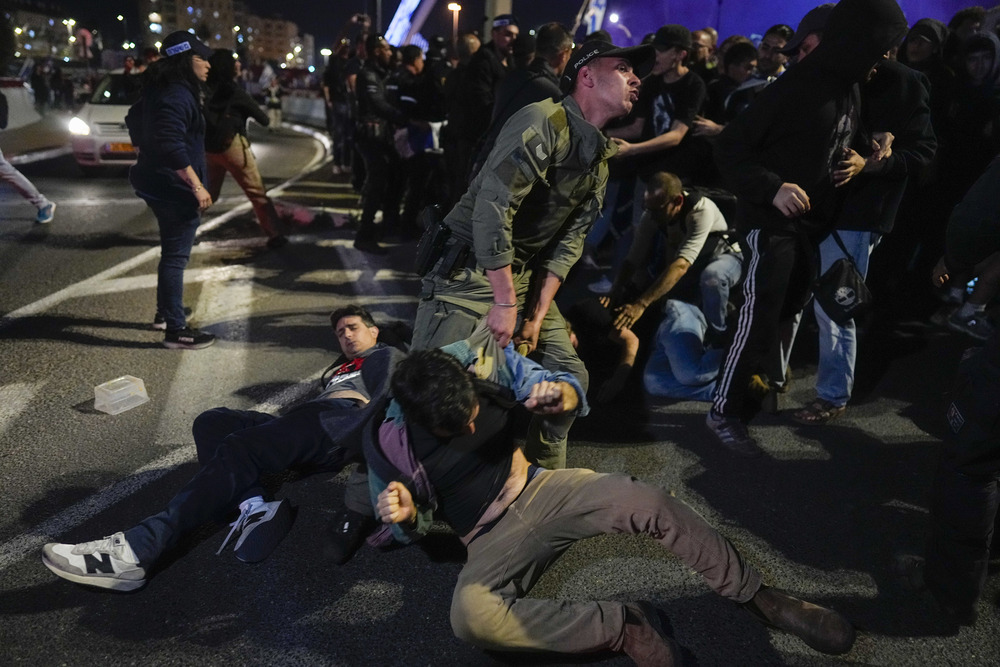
[{"left": 203, "top": 94, "right": 242, "bottom": 154}]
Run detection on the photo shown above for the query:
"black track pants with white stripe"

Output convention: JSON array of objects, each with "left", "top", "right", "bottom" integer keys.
[{"left": 711, "top": 227, "right": 813, "bottom": 420}]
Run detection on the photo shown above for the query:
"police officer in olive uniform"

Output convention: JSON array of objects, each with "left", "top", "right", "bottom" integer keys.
[{"left": 412, "top": 41, "right": 653, "bottom": 468}]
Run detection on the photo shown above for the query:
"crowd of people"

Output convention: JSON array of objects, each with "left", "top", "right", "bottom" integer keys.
[{"left": 34, "top": 1, "right": 1000, "bottom": 664}]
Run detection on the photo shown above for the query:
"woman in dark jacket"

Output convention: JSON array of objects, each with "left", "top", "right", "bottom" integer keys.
[
  {"left": 204, "top": 49, "right": 285, "bottom": 248},
  {"left": 126, "top": 31, "right": 215, "bottom": 349}
]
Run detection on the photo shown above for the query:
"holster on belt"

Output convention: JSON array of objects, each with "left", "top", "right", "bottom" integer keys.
[
  {"left": 436, "top": 240, "right": 471, "bottom": 278},
  {"left": 414, "top": 205, "right": 478, "bottom": 278}
]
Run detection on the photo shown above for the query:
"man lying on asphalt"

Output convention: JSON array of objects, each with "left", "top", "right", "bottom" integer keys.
[
  {"left": 370, "top": 337, "right": 856, "bottom": 663},
  {"left": 42, "top": 305, "right": 393, "bottom": 589}
]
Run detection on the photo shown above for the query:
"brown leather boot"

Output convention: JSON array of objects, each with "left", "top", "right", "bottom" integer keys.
[
  {"left": 621, "top": 601, "right": 680, "bottom": 666},
  {"left": 743, "top": 586, "right": 856, "bottom": 655}
]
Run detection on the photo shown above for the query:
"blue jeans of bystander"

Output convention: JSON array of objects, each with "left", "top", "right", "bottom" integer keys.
[
  {"left": 148, "top": 201, "right": 201, "bottom": 331},
  {"left": 814, "top": 230, "right": 878, "bottom": 406}
]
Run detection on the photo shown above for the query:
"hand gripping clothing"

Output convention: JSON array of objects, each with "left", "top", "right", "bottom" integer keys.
[{"left": 412, "top": 95, "right": 617, "bottom": 468}]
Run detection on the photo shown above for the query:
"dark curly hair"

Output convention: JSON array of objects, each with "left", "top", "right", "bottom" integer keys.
[{"left": 391, "top": 349, "right": 478, "bottom": 436}]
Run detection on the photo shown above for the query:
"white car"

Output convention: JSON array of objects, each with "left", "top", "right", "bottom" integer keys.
[{"left": 68, "top": 71, "right": 142, "bottom": 173}]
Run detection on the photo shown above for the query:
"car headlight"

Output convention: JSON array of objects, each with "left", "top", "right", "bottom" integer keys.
[{"left": 68, "top": 116, "right": 91, "bottom": 136}]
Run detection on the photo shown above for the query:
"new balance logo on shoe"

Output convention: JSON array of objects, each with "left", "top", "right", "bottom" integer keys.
[{"left": 83, "top": 552, "right": 115, "bottom": 574}]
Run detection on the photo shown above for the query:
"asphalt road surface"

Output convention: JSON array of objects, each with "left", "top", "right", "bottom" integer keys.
[{"left": 1, "top": 124, "right": 997, "bottom": 665}]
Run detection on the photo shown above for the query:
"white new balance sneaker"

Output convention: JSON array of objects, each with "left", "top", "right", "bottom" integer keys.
[{"left": 42, "top": 532, "right": 146, "bottom": 591}]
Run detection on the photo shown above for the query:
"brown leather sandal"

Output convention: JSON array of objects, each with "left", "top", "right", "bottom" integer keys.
[{"left": 791, "top": 398, "right": 846, "bottom": 426}]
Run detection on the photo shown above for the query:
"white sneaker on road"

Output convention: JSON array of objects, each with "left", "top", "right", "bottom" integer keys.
[{"left": 42, "top": 532, "right": 146, "bottom": 591}]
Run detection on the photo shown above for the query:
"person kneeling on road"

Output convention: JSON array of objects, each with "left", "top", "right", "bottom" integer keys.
[
  {"left": 41, "top": 305, "right": 394, "bottom": 590},
  {"left": 370, "top": 338, "right": 857, "bottom": 662},
  {"left": 603, "top": 171, "right": 742, "bottom": 347}
]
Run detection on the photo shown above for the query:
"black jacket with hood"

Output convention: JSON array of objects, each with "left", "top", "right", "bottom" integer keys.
[
  {"left": 714, "top": 0, "right": 908, "bottom": 236},
  {"left": 834, "top": 60, "right": 937, "bottom": 234}
]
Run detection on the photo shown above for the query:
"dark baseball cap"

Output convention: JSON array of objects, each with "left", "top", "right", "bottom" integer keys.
[
  {"left": 560, "top": 40, "right": 654, "bottom": 93},
  {"left": 907, "top": 18, "right": 948, "bottom": 49},
  {"left": 652, "top": 25, "right": 692, "bottom": 52},
  {"left": 492, "top": 14, "right": 519, "bottom": 29},
  {"left": 781, "top": 4, "right": 835, "bottom": 55},
  {"left": 161, "top": 30, "right": 212, "bottom": 59}
]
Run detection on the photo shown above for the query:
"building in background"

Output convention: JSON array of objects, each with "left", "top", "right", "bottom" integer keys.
[
  {"left": 4, "top": 3, "right": 82, "bottom": 63},
  {"left": 137, "top": 0, "right": 313, "bottom": 69}
]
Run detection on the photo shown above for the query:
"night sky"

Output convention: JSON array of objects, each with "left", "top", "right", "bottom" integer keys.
[
  {"left": 54, "top": 1, "right": 589, "bottom": 51},
  {"left": 53, "top": 0, "right": 965, "bottom": 54}
]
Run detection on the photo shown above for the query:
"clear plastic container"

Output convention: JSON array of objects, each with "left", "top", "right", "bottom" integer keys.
[{"left": 94, "top": 375, "right": 150, "bottom": 415}]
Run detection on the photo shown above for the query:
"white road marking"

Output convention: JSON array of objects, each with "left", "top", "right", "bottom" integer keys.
[{"left": 0, "top": 381, "right": 46, "bottom": 437}]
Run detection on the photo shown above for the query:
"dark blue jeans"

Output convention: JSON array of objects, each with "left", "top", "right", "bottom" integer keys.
[
  {"left": 148, "top": 201, "right": 200, "bottom": 331},
  {"left": 125, "top": 400, "right": 363, "bottom": 566}
]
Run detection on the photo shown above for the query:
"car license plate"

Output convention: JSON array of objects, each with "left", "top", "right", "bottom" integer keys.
[{"left": 106, "top": 142, "right": 135, "bottom": 153}]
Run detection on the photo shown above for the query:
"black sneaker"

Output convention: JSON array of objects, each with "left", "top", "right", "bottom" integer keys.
[
  {"left": 216, "top": 498, "right": 295, "bottom": 563},
  {"left": 322, "top": 508, "right": 376, "bottom": 565},
  {"left": 163, "top": 326, "right": 216, "bottom": 349},
  {"left": 152, "top": 307, "right": 193, "bottom": 330},
  {"left": 705, "top": 411, "right": 763, "bottom": 457}
]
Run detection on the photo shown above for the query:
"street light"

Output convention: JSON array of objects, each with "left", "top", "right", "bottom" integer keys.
[
  {"left": 117, "top": 13, "right": 129, "bottom": 45},
  {"left": 447, "top": 3, "right": 461, "bottom": 48},
  {"left": 608, "top": 13, "right": 632, "bottom": 40}
]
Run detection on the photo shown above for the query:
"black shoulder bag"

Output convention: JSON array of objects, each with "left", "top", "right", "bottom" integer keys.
[{"left": 813, "top": 230, "right": 872, "bottom": 324}]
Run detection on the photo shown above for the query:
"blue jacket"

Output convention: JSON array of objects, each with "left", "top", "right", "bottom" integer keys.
[{"left": 126, "top": 81, "right": 207, "bottom": 208}]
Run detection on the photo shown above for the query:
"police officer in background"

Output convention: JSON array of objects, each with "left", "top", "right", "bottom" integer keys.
[{"left": 353, "top": 34, "right": 410, "bottom": 254}]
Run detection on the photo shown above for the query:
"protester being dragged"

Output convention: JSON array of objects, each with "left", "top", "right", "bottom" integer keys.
[
  {"left": 204, "top": 49, "right": 286, "bottom": 250},
  {"left": 126, "top": 30, "right": 216, "bottom": 349},
  {"left": 372, "top": 344, "right": 857, "bottom": 662}
]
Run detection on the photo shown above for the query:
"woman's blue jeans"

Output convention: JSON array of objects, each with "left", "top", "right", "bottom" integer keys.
[{"left": 149, "top": 201, "right": 200, "bottom": 331}]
